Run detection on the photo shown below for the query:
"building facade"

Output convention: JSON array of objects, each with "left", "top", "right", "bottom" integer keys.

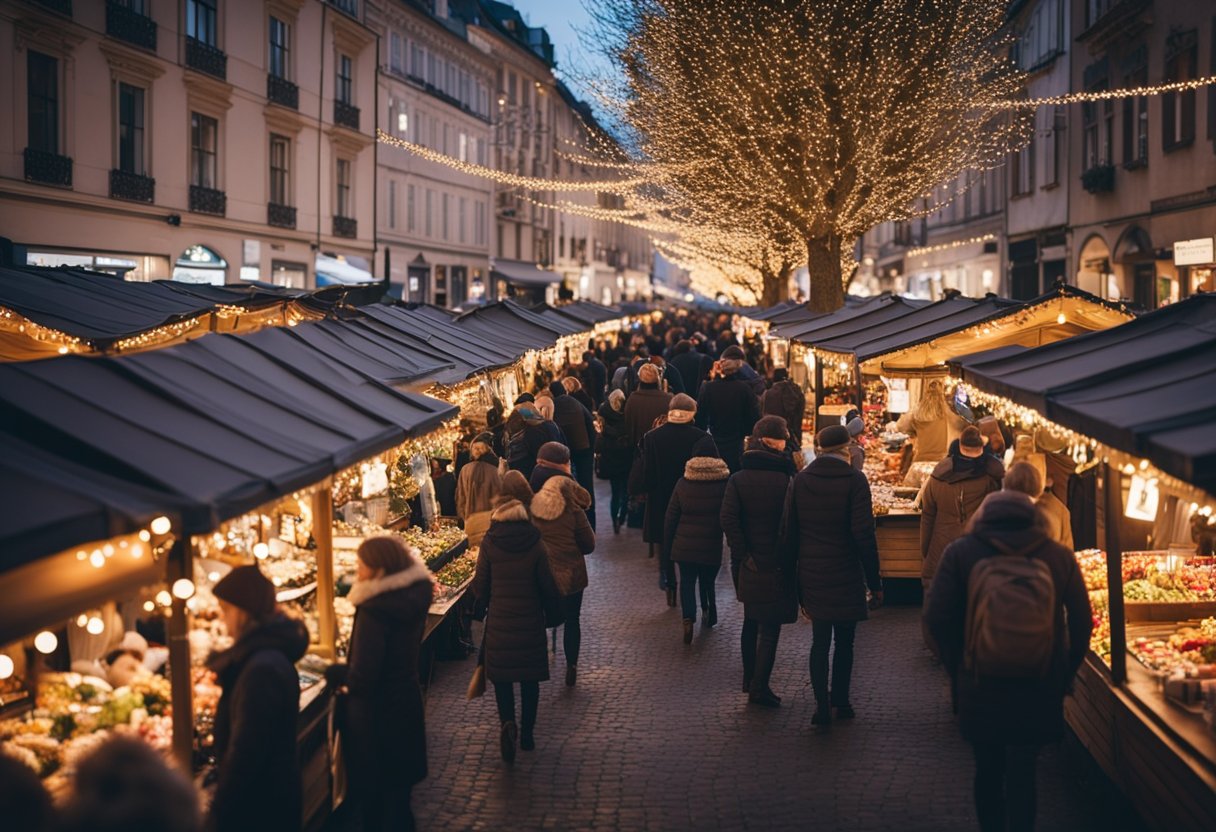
[
  {"left": 1, "top": 0, "right": 378, "bottom": 287},
  {"left": 368, "top": 0, "right": 494, "bottom": 306}
]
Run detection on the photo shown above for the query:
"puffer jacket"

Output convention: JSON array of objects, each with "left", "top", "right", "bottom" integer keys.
[
  {"left": 531, "top": 476, "right": 596, "bottom": 595},
  {"left": 783, "top": 453, "right": 882, "bottom": 622},
  {"left": 721, "top": 445, "right": 798, "bottom": 624},
  {"left": 920, "top": 452, "right": 1005, "bottom": 583},
  {"left": 663, "top": 456, "right": 731, "bottom": 567},
  {"left": 924, "top": 492, "right": 1092, "bottom": 745}
]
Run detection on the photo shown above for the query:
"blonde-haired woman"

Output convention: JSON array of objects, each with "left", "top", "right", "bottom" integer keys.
[
  {"left": 896, "top": 379, "right": 966, "bottom": 463},
  {"left": 457, "top": 432, "right": 502, "bottom": 547},
  {"left": 332, "top": 536, "right": 433, "bottom": 831}
]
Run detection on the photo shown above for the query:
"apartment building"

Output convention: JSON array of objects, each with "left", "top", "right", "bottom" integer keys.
[
  {"left": 1067, "top": 0, "right": 1216, "bottom": 309},
  {"left": 0, "top": 0, "right": 378, "bottom": 287},
  {"left": 368, "top": 0, "right": 494, "bottom": 306}
]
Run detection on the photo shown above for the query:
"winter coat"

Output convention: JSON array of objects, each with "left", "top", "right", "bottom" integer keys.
[
  {"left": 1038, "top": 491, "right": 1074, "bottom": 550},
  {"left": 340, "top": 562, "right": 433, "bottom": 789},
  {"left": 664, "top": 456, "right": 732, "bottom": 567},
  {"left": 531, "top": 476, "right": 596, "bottom": 595},
  {"left": 595, "top": 402, "right": 634, "bottom": 479},
  {"left": 551, "top": 390, "right": 597, "bottom": 451},
  {"left": 848, "top": 441, "right": 865, "bottom": 472},
  {"left": 456, "top": 455, "right": 502, "bottom": 547},
  {"left": 583, "top": 357, "right": 608, "bottom": 406},
  {"left": 623, "top": 385, "right": 672, "bottom": 448},
  {"left": 896, "top": 407, "right": 969, "bottom": 463},
  {"left": 670, "top": 350, "right": 712, "bottom": 398},
  {"left": 529, "top": 462, "right": 571, "bottom": 493},
  {"left": 783, "top": 453, "right": 882, "bottom": 622},
  {"left": 641, "top": 421, "right": 710, "bottom": 544},
  {"left": 923, "top": 492, "right": 1092, "bottom": 745},
  {"left": 432, "top": 472, "right": 457, "bottom": 517},
  {"left": 721, "top": 446, "right": 798, "bottom": 624},
  {"left": 571, "top": 388, "right": 596, "bottom": 414},
  {"left": 737, "top": 363, "right": 768, "bottom": 399},
  {"left": 920, "top": 452, "right": 1005, "bottom": 583},
  {"left": 760, "top": 381, "right": 806, "bottom": 450},
  {"left": 507, "top": 410, "right": 567, "bottom": 479},
  {"left": 472, "top": 501, "right": 562, "bottom": 683},
  {"left": 695, "top": 374, "right": 760, "bottom": 444},
  {"left": 206, "top": 614, "right": 309, "bottom": 832}
]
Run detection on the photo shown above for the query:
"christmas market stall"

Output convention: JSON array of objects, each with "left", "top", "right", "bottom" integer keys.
[
  {"left": 0, "top": 265, "right": 322, "bottom": 361},
  {"left": 951, "top": 293, "right": 1216, "bottom": 829}
]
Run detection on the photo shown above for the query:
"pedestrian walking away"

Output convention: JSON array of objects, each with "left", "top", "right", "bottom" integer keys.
[
  {"left": 530, "top": 440, "right": 574, "bottom": 493},
  {"left": 456, "top": 433, "right": 502, "bottom": 548},
  {"left": 923, "top": 486, "right": 1092, "bottom": 832},
  {"left": 472, "top": 495, "right": 563, "bottom": 763},
  {"left": 759, "top": 368, "right": 806, "bottom": 451},
  {"left": 721, "top": 416, "right": 798, "bottom": 707},
  {"left": 664, "top": 437, "right": 731, "bottom": 644},
  {"left": 695, "top": 345, "right": 760, "bottom": 473},
  {"left": 506, "top": 400, "right": 566, "bottom": 480},
  {"left": 531, "top": 475, "right": 596, "bottom": 687},
  {"left": 782, "top": 425, "right": 883, "bottom": 728},
  {"left": 548, "top": 380, "right": 598, "bottom": 529},
  {"left": 623, "top": 362, "right": 673, "bottom": 448},
  {"left": 596, "top": 389, "right": 634, "bottom": 534}
]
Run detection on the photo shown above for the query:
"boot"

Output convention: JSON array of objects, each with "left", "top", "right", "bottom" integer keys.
[
  {"left": 682, "top": 619, "right": 694, "bottom": 644},
  {"left": 748, "top": 689, "right": 781, "bottom": 708},
  {"left": 811, "top": 706, "right": 831, "bottom": 729},
  {"left": 834, "top": 704, "right": 856, "bottom": 720},
  {"left": 520, "top": 725, "right": 535, "bottom": 751},
  {"left": 741, "top": 675, "right": 752, "bottom": 694},
  {"left": 612, "top": 517, "right": 621, "bottom": 535},
  {"left": 666, "top": 586, "right": 677, "bottom": 608},
  {"left": 704, "top": 603, "right": 717, "bottom": 629},
  {"left": 500, "top": 720, "right": 517, "bottom": 763},
  {"left": 565, "top": 664, "right": 577, "bottom": 687}
]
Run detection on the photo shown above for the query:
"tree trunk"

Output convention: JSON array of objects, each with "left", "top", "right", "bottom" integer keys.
[
  {"left": 758, "top": 264, "right": 791, "bottom": 308},
  {"left": 805, "top": 236, "right": 845, "bottom": 313}
]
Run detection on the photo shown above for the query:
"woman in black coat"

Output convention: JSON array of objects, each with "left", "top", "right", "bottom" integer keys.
[
  {"left": 206, "top": 566, "right": 309, "bottom": 832},
  {"left": 721, "top": 418, "right": 798, "bottom": 707},
  {"left": 330, "top": 537, "right": 433, "bottom": 832},
  {"left": 596, "top": 390, "right": 634, "bottom": 534},
  {"left": 781, "top": 426, "right": 883, "bottom": 728},
  {"left": 472, "top": 496, "right": 562, "bottom": 763},
  {"left": 664, "top": 438, "right": 731, "bottom": 644}
]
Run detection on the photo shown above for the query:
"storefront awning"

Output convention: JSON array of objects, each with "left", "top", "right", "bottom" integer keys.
[
  {"left": 490, "top": 259, "right": 562, "bottom": 287},
  {"left": 315, "top": 253, "right": 377, "bottom": 286}
]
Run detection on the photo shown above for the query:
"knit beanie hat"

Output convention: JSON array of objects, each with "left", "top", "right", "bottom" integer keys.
[
  {"left": 753, "top": 414, "right": 789, "bottom": 441},
  {"left": 691, "top": 435, "right": 721, "bottom": 458},
  {"left": 846, "top": 416, "right": 865, "bottom": 438},
  {"left": 608, "top": 388, "right": 626, "bottom": 412},
  {"left": 500, "top": 470, "right": 533, "bottom": 507},
  {"left": 514, "top": 393, "right": 535, "bottom": 405},
  {"left": 473, "top": 432, "right": 494, "bottom": 447},
  {"left": 721, "top": 345, "right": 745, "bottom": 360},
  {"left": 959, "top": 425, "right": 985, "bottom": 457},
  {"left": 549, "top": 380, "right": 566, "bottom": 398},
  {"left": 537, "top": 441, "right": 570, "bottom": 465},
  {"left": 213, "top": 565, "right": 276, "bottom": 617},
  {"left": 816, "top": 424, "right": 851, "bottom": 454},
  {"left": 638, "top": 363, "right": 661, "bottom": 384}
]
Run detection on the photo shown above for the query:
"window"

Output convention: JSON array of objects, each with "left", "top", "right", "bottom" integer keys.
[
  {"left": 435, "top": 264, "right": 447, "bottom": 308},
  {"left": 397, "top": 108, "right": 408, "bottom": 138},
  {"left": 27, "top": 51, "right": 59, "bottom": 154},
  {"left": 1082, "top": 86, "right": 1112, "bottom": 168},
  {"left": 477, "top": 137, "right": 486, "bottom": 165},
  {"left": 1018, "top": 0, "right": 1063, "bottom": 70},
  {"left": 186, "top": 0, "right": 218, "bottom": 46},
  {"left": 442, "top": 193, "right": 450, "bottom": 240},
  {"left": 269, "top": 17, "right": 290, "bottom": 79},
  {"left": 1044, "top": 105, "right": 1064, "bottom": 186},
  {"left": 118, "top": 83, "right": 146, "bottom": 175},
  {"left": 191, "top": 112, "right": 218, "bottom": 188},
  {"left": 337, "top": 54, "right": 353, "bottom": 105},
  {"left": 387, "top": 179, "right": 397, "bottom": 229},
  {"left": 407, "top": 184, "right": 416, "bottom": 233},
  {"left": 411, "top": 43, "right": 422, "bottom": 79},
  {"left": 1123, "top": 66, "right": 1148, "bottom": 166},
  {"left": 269, "top": 134, "right": 289, "bottom": 204},
  {"left": 390, "top": 33, "right": 402, "bottom": 75},
  {"left": 415, "top": 111, "right": 425, "bottom": 147},
  {"left": 458, "top": 131, "right": 467, "bottom": 162},
  {"left": 336, "top": 158, "right": 351, "bottom": 218},
  {"left": 458, "top": 197, "right": 467, "bottom": 243},
  {"left": 1011, "top": 130, "right": 1033, "bottom": 196},
  {"left": 425, "top": 190, "right": 433, "bottom": 237},
  {"left": 1163, "top": 35, "right": 1197, "bottom": 151},
  {"left": 1086, "top": 0, "right": 1113, "bottom": 29}
]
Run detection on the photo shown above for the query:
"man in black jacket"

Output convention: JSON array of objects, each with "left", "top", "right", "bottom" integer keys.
[
  {"left": 924, "top": 487, "right": 1092, "bottom": 832},
  {"left": 581, "top": 350, "right": 608, "bottom": 408},
  {"left": 759, "top": 368, "right": 807, "bottom": 451},
  {"left": 669, "top": 340, "right": 712, "bottom": 398},
  {"left": 548, "top": 381, "right": 598, "bottom": 528},
  {"left": 695, "top": 346, "right": 760, "bottom": 473}
]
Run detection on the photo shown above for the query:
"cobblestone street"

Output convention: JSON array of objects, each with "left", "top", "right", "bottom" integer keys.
[{"left": 401, "top": 484, "right": 1140, "bottom": 832}]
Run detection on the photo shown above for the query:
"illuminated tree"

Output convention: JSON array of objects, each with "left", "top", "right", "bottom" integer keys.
[{"left": 587, "top": 0, "right": 1031, "bottom": 311}]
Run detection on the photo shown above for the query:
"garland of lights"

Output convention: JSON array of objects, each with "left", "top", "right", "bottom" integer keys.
[
  {"left": 905, "top": 234, "right": 999, "bottom": 259},
  {"left": 990, "top": 74, "right": 1216, "bottom": 108}
]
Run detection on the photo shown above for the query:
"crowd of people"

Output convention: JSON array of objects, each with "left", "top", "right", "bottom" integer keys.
[{"left": 4, "top": 309, "right": 1094, "bottom": 832}]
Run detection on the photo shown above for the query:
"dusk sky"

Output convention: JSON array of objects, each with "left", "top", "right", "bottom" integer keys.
[{"left": 510, "top": 0, "right": 615, "bottom": 103}]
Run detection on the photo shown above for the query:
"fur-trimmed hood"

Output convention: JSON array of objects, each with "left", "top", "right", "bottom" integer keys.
[
  {"left": 491, "top": 498, "right": 530, "bottom": 523},
  {"left": 683, "top": 455, "right": 731, "bottom": 481},
  {"left": 531, "top": 475, "right": 592, "bottom": 521},
  {"left": 347, "top": 560, "right": 432, "bottom": 607}
]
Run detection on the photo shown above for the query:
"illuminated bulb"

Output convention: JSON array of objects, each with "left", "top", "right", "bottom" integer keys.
[
  {"left": 103, "top": 544, "right": 114, "bottom": 556},
  {"left": 208, "top": 571, "right": 220, "bottom": 582},
  {"left": 1138, "top": 459, "right": 1149, "bottom": 470},
  {"left": 34, "top": 631, "right": 58, "bottom": 654},
  {"left": 1122, "top": 463, "right": 1135, "bottom": 475},
  {"left": 186, "top": 598, "right": 198, "bottom": 612},
  {"left": 253, "top": 542, "right": 270, "bottom": 560},
  {"left": 150, "top": 516, "right": 171, "bottom": 535},
  {"left": 156, "top": 590, "right": 172, "bottom": 607},
  {"left": 90, "top": 550, "right": 106, "bottom": 568},
  {"left": 76, "top": 550, "right": 86, "bottom": 561},
  {"left": 1056, "top": 313, "right": 1066, "bottom": 325},
  {"left": 86, "top": 617, "right": 104, "bottom": 635},
  {"left": 143, "top": 601, "right": 156, "bottom": 612},
  {"left": 0, "top": 654, "right": 13, "bottom": 679},
  {"left": 172, "top": 579, "right": 195, "bottom": 600},
  {"left": 130, "top": 543, "right": 143, "bottom": 559},
  {"left": 76, "top": 614, "right": 88, "bottom": 628},
  {"left": 272, "top": 577, "right": 283, "bottom": 587},
  {"left": 57, "top": 345, "right": 68, "bottom": 354},
  {"left": 1191, "top": 502, "right": 1200, "bottom": 513},
  {"left": 139, "top": 529, "right": 151, "bottom": 542}
]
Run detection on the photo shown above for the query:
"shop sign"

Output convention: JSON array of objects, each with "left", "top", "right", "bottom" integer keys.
[
  {"left": 1173, "top": 237, "right": 1214, "bottom": 267},
  {"left": 1125, "top": 474, "right": 1160, "bottom": 522}
]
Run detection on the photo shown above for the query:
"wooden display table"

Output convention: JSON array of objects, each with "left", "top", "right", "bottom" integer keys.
[{"left": 876, "top": 512, "right": 921, "bottom": 579}]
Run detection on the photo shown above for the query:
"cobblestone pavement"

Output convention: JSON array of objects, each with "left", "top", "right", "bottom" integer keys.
[{"left": 387, "top": 484, "right": 1138, "bottom": 831}]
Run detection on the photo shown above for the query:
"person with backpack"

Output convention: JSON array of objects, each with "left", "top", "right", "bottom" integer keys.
[
  {"left": 759, "top": 369, "right": 806, "bottom": 451},
  {"left": 923, "top": 478, "right": 1092, "bottom": 832}
]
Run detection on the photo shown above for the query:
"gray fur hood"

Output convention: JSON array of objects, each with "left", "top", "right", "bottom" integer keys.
[
  {"left": 683, "top": 456, "right": 731, "bottom": 482},
  {"left": 530, "top": 475, "right": 592, "bottom": 520}
]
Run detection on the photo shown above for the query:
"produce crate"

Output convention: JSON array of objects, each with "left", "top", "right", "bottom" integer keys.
[
  {"left": 1125, "top": 601, "right": 1216, "bottom": 622},
  {"left": 876, "top": 512, "right": 921, "bottom": 578}
]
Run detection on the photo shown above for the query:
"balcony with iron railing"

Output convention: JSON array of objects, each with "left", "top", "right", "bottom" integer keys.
[
  {"left": 332, "top": 216, "right": 357, "bottom": 238},
  {"left": 32, "top": 0, "right": 72, "bottom": 15},
  {"left": 267, "top": 74, "right": 298, "bottom": 109},
  {"left": 105, "top": 1, "right": 156, "bottom": 51},
  {"left": 333, "top": 100, "right": 360, "bottom": 130},
  {"left": 110, "top": 169, "right": 155, "bottom": 202},
  {"left": 268, "top": 203, "right": 297, "bottom": 229},
  {"left": 24, "top": 148, "right": 72, "bottom": 187},
  {"left": 189, "top": 184, "right": 226, "bottom": 215},
  {"left": 185, "top": 36, "right": 226, "bottom": 80}
]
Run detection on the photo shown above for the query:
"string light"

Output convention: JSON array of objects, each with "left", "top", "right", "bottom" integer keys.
[
  {"left": 989, "top": 74, "right": 1216, "bottom": 108},
  {"left": 905, "top": 234, "right": 998, "bottom": 259},
  {"left": 0, "top": 654, "right": 13, "bottom": 679},
  {"left": 34, "top": 631, "right": 58, "bottom": 654}
]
